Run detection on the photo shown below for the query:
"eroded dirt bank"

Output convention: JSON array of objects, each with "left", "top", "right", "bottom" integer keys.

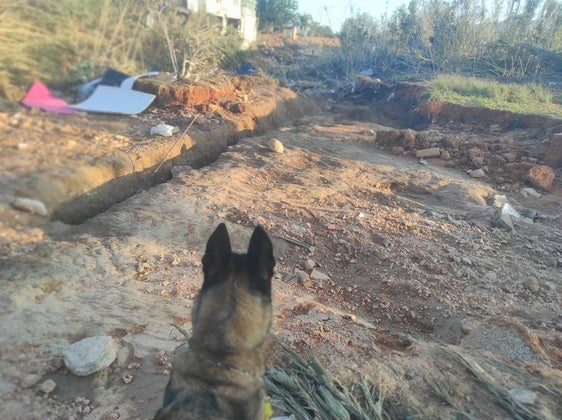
[
  {"left": 1, "top": 76, "right": 561, "bottom": 419},
  {"left": 0, "top": 75, "right": 314, "bottom": 226}
]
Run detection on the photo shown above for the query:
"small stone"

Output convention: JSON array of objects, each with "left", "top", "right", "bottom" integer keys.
[
  {"left": 522, "top": 277, "right": 540, "bottom": 293},
  {"left": 473, "top": 156, "right": 485, "bottom": 166},
  {"left": 391, "top": 146, "right": 404, "bottom": 155},
  {"left": 12, "top": 198, "right": 48, "bottom": 216},
  {"left": 122, "top": 374, "right": 133, "bottom": 384},
  {"left": 295, "top": 269, "right": 312, "bottom": 288},
  {"left": 508, "top": 389, "right": 537, "bottom": 405},
  {"left": 22, "top": 374, "right": 42, "bottom": 388},
  {"left": 310, "top": 269, "right": 330, "bottom": 281},
  {"left": 267, "top": 138, "right": 284, "bottom": 153},
  {"left": 520, "top": 208, "right": 537, "bottom": 221},
  {"left": 468, "top": 168, "right": 485, "bottom": 178},
  {"left": 64, "top": 336, "right": 118, "bottom": 376},
  {"left": 304, "top": 259, "right": 316, "bottom": 271},
  {"left": 503, "top": 152, "right": 517, "bottom": 163},
  {"left": 440, "top": 150, "right": 451, "bottom": 160},
  {"left": 39, "top": 379, "right": 57, "bottom": 394},
  {"left": 521, "top": 187, "right": 541, "bottom": 198},
  {"left": 399, "top": 129, "right": 416, "bottom": 149}
]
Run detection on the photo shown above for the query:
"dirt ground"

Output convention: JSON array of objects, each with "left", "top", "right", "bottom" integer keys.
[{"left": 1, "top": 39, "right": 561, "bottom": 419}]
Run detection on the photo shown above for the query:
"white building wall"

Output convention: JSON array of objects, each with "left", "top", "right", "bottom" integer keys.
[{"left": 206, "top": 0, "right": 241, "bottom": 20}]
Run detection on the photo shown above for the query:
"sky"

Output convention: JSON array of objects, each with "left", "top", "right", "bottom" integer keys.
[{"left": 297, "top": 0, "right": 409, "bottom": 32}]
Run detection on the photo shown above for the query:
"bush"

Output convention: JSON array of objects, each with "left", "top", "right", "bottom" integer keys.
[
  {"left": 332, "top": 0, "right": 562, "bottom": 82},
  {"left": 0, "top": 0, "right": 246, "bottom": 100}
]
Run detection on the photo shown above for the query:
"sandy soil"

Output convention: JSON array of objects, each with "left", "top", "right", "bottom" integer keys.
[{"left": 1, "top": 44, "right": 561, "bottom": 419}]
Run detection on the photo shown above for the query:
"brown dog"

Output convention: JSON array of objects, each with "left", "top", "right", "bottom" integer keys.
[{"left": 155, "top": 223, "right": 275, "bottom": 420}]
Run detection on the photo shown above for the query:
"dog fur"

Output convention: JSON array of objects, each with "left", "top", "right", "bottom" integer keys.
[{"left": 155, "top": 223, "right": 275, "bottom": 420}]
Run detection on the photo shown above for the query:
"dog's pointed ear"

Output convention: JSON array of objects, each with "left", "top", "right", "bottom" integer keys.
[
  {"left": 247, "top": 225, "right": 275, "bottom": 296},
  {"left": 202, "top": 223, "right": 232, "bottom": 287}
]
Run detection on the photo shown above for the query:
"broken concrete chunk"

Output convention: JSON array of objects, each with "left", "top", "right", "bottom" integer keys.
[{"left": 415, "top": 147, "right": 440, "bottom": 159}]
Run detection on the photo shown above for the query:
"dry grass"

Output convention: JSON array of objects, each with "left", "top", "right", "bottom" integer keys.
[
  {"left": 0, "top": 0, "right": 244, "bottom": 101},
  {"left": 265, "top": 336, "right": 413, "bottom": 420}
]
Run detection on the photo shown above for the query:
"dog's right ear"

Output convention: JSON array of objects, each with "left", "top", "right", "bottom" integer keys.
[{"left": 201, "top": 223, "right": 232, "bottom": 288}]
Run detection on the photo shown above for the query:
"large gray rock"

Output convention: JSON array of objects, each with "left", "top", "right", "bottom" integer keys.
[{"left": 64, "top": 336, "right": 118, "bottom": 376}]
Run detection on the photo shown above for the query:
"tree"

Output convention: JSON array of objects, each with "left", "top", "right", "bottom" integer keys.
[{"left": 257, "top": 0, "right": 298, "bottom": 32}]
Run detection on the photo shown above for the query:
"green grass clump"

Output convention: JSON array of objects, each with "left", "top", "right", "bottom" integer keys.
[{"left": 428, "top": 74, "right": 562, "bottom": 118}]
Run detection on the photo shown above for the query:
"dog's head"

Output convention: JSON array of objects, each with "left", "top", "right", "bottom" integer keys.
[{"left": 190, "top": 223, "right": 275, "bottom": 356}]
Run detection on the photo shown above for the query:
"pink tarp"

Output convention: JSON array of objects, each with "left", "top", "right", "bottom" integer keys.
[{"left": 21, "top": 81, "right": 77, "bottom": 114}]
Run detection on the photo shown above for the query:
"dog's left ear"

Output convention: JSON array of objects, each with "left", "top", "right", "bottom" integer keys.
[
  {"left": 247, "top": 225, "right": 275, "bottom": 296},
  {"left": 202, "top": 223, "right": 232, "bottom": 290}
]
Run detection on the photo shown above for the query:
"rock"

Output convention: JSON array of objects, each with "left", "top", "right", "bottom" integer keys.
[
  {"left": 440, "top": 150, "right": 451, "bottom": 160},
  {"left": 468, "top": 147, "right": 484, "bottom": 165},
  {"left": 522, "top": 277, "right": 540, "bottom": 293},
  {"left": 494, "top": 210, "right": 515, "bottom": 232},
  {"left": 399, "top": 129, "right": 416, "bottom": 149},
  {"left": 494, "top": 176, "right": 505, "bottom": 184},
  {"left": 12, "top": 197, "right": 48, "bottom": 216},
  {"left": 310, "top": 269, "right": 330, "bottom": 282},
  {"left": 503, "top": 152, "right": 517, "bottom": 163},
  {"left": 472, "top": 156, "right": 485, "bottom": 166},
  {"left": 267, "top": 138, "right": 284, "bottom": 153},
  {"left": 460, "top": 318, "right": 480, "bottom": 334},
  {"left": 528, "top": 165, "right": 555, "bottom": 190},
  {"left": 544, "top": 132, "right": 562, "bottom": 169},
  {"left": 520, "top": 187, "right": 541, "bottom": 198},
  {"left": 304, "top": 259, "right": 316, "bottom": 271},
  {"left": 508, "top": 389, "right": 537, "bottom": 405},
  {"left": 122, "top": 374, "right": 133, "bottom": 384},
  {"left": 22, "top": 374, "right": 42, "bottom": 388},
  {"left": 224, "top": 101, "right": 246, "bottom": 113},
  {"left": 390, "top": 146, "right": 404, "bottom": 155},
  {"left": 295, "top": 269, "right": 311, "bottom": 288},
  {"left": 64, "top": 336, "right": 118, "bottom": 376},
  {"left": 440, "top": 135, "right": 461, "bottom": 148},
  {"left": 415, "top": 147, "right": 440, "bottom": 159},
  {"left": 468, "top": 168, "right": 485, "bottom": 178},
  {"left": 39, "top": 379, "right": 57, "bottom": 394},
  {"left": 520, "top": 208, "right": 537, "bottom": 221},
  {"left": 492, "top": 195, "right": 506, "bottom": 207}
]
